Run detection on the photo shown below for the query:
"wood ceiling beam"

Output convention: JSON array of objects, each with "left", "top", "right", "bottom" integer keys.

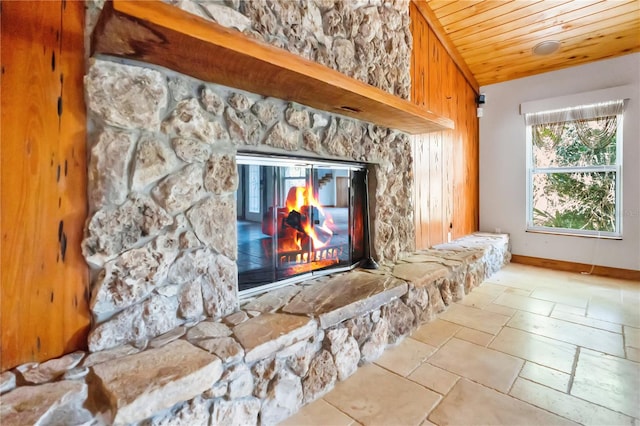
[{"left": 411, "top": 0, "right": 480, "bottom": 93}]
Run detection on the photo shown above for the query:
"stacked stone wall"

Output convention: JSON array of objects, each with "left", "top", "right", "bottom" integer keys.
[
  {"left": 1, "top": 234, "right": 511, "bottom": 425},
  {"left": 83, "top": 0, "right": 415, "bottom": 351}
]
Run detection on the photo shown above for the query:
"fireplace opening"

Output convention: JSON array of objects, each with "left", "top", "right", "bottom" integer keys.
[{"left": 236, "top": 155, "right": 366, "bottom": 294}]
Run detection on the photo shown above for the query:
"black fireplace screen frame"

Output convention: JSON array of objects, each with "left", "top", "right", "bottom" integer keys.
[{"left": 236, "top": 154, "right": 366, "bottom": 295}]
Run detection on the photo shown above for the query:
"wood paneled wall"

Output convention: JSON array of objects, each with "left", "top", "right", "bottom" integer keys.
[
  {"left": 410, "top": 2, "right": 479, "bottom": 248},
  {"left": 1, "top": 0, "right": 89, "bottom": 371}
]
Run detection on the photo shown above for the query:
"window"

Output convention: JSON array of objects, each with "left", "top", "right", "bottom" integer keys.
[
  {"left": 248, "top": 165, "right": 261, "bottom": 214},
  {"left": 525, "top": 100, "right": 624, "bottom": 237}
]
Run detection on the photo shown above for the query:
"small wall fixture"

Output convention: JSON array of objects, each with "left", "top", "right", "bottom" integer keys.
[{"left": 532, "top": 40, "right": 560, "bottom": 56}]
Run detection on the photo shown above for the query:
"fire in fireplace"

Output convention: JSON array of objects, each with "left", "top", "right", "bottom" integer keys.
[{"left": 237, "top": 155, "right": 366, "bottom": 293}]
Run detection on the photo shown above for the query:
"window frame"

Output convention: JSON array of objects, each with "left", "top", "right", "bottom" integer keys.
[{"left": 525, "top": 113, "right": 624, "bottom": 238}]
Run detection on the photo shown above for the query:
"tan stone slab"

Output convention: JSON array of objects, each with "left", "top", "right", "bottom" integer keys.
[
  {"left": 455, "top": 327, "right": 494, "bottom": 347},
  {"left": 402, "top": 253, "right": 463, "bottom": 270},
  {"left": 411, "top": 319, "right": 461, "bottom": 347},
  {"left": 511, "top": 378, "right": 634, "bottom": 425},
  {"left": 232, "top": 313, "right": 317, "bottom": 363},
  {"left": 550, "top": 310, "right": 622, "bottom": 333},
  {"left": 531, "top": 286, "right": 590, "bottom": 308},
  {"left": 625, "top": 326, "right": 640, "bottom": 348},
  {"left": 242, "top": 285, "right": 301, "bottom": 313},
  {"left": 494, "top": 292, "right": 554, "bottom": 316},
  {"left": 428, "top": 338, "right": 523, "bottom": 393},
  {"left": 91, "top": 339, "right": 222, "bottom": 424},
  {"left": 374, "top": 337, "right": 437, "bottom": 377},
  {"left": 519, "top": 362, "right": 570, "bottom": 392},
  {"left": 0, "top": 381, "right": 87, "bottom": 426},
  {"left": 18, "top": 351, "right": 85, "bottom": 384},
  {"left": 489, "top": 327, "right": 577, "bottom": 373},
  {"left": 324, "top": 363, "right": 441, "bottom": 426},
  {"left": 283, "top": 271, "right": 407, "bottom": 328},
  {"left": 279, "top": 399, "right": 355, "bottom": 426},
  {"left": 408, "top": 363, "right": 459, "bottom": 395},
  {"left": 572, "top": 348, "right": 640, "bottom": 418},
  {"left": 420, "top": 248, "right": 484, "bottom": 263},
  {"left": 429, "top": 379, "right": 577, "bottom": 426},
  {"left": 392, "top": 262, "right": 449, "bottom": 288},
  {"left": 458, "top": 291, "right": 499, "bottom": 309},
  {"left": 438, "top": 303, "right": 510, "bottom": 335},
  {"left": 508, "top": 311, "right": 625, "bottom": 357}
]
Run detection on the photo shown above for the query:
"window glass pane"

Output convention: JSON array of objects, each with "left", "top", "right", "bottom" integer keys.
[
  {"left": 533, "top": 119, "right": 617, "bottom": 168},
  {"left": 248, "top": 165, "right": 261, "bottom": 214},
  {"left": 532, "top": 172, "right": 616, "bottom": 232}
]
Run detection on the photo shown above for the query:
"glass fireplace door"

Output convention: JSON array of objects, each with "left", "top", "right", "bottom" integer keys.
[{"left": 237, "top": 155, "right": 365, "bottom": 294}]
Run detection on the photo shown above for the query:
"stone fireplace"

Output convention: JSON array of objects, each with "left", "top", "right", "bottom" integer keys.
[
  {"left": 82, "top": 55, "right": 415, "bottom": 351},
  {"left": 81, "top": 0, "right": 419, "bottom": 352},
  {"left": 0, "top": 1, "right": 511, "bottom": 425}
]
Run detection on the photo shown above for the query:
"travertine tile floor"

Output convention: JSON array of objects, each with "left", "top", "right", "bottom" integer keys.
[{"left": 282, "top": 263, "right": 640, "bottom": 426}]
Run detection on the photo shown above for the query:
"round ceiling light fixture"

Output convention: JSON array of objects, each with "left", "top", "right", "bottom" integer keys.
[{"left": 532, "top": 40, "right": 561, "bottom": 56}]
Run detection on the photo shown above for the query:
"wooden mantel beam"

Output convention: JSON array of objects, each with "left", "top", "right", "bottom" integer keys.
[{"left": 91, "top": 0, "right": 454, "bottom": 134}]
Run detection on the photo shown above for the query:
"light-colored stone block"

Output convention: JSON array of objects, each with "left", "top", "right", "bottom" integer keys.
[
  {"left": 283, "top": 271, "right": 407, "bottom": 328},
  {"left": 0, "top": 381, "right": 87, "bottom": 426},
  {"left": 233, "top": 313, "right": 317, "bottom": 363},
  {"left": 91, "top": 340, "right": 222, "bottom": 424}
]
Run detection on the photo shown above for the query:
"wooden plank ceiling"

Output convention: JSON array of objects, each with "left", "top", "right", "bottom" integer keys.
[{"left": 424, "top": 0, "right": 640, "bottom": 86}]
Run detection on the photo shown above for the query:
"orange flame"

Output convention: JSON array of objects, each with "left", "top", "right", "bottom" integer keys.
[{"left": 285, "top": 184, "right": 334, "bottom": 249}]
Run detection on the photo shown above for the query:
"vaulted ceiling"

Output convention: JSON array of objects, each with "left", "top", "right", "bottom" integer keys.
[{"left": 423, "top": 0, "right": 640, "bottom": 87}]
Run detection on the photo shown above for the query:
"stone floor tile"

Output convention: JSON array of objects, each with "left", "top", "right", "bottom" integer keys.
[
  {"left": 530, "top": 287, "right": 590, "bottom": 308},
  {"left": 551, "top": 310, "right": 622, "bottom": 333},
  {"left": 624, "top": 326, "right": 640, "bottom": 348},
  {"left": 494, "top": 292, "right": 554, "bottom": 316},
  {"left": 408, "top": 363, "right": 459, "bottom": 395},
  {"left": 458, "top": 290, "right": 498, "bottom": 309},
  {"left": 519, "top": 362, "right": 570, "bottom": 392},
  {"left": 626, "top": 346, "right": 640, "bottom": 362},
  {"left": 571, "top": 348, "right": 640, "bottom": 419},
  {"left": 280, "top": 399, "right": 355, "bottom": 426},
  {"left": 489, "top": 327, "right": 577, "bottom": 373},
  {"left": 469, "top": 282, "right": 507, "bottom": 298},
  {"left": 505, "top": 287, "right": 532, "bottom": 297},
  {"left": 454, "top": 327, "right": 494, "bottom": 346},
  {"left": 511, "top": 378, "right": 635, "bottom": 426},
  {"left": 438, "top": 304, "right": 511, "bottom": 334},
  {"left": 374, "top": 338, "right": 437, "bottom": 377},
  {"left": 553, "top": 303, "right": 586, "bottom": 316},
  {"left": 410, "top": 319, "right": 461, "bottom": 347},
  {"left": 428, "top": 379, "right": 577, "bottom": 426},
  {"left": 428, "top": 338, "right": 523, "bottom": 393},
  {"left": 482, "top": 303, "right": 517, "bottom": 317},
  {"left": 508, "top": 311, "right": 625, "bottom": 357},
  {"left": 587, "top": 296, "right": 640, "bottom": 328},
  {"left": 323, "top": 364, "right": 441, "bottom": 426}
]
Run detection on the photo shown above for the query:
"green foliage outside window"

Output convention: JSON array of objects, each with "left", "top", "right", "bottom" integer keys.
[{"left": 531, "top": 120, "right": 618, "bottom": 233}]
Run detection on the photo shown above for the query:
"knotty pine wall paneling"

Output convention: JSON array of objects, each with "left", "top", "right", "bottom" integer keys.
[
  {"left": 410, "top": 2, "right": 480, "bottom": 249},
  {"left": 1, "top": 0, "right": 89, "bottom": 371}
]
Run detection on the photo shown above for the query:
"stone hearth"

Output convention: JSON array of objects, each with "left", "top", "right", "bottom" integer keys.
[{"left": 0, "top": 234, "right": 510, "bottom": 425}]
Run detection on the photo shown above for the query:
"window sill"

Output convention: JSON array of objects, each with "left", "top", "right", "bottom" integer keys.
[{"left": 526, "top": 229, "right": 622, "bottom": 240}]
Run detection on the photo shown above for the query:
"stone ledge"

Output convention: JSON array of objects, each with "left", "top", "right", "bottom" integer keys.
[
  {"left": 233, "top": 313, "right": 318, "bottom": 363},
  {"left": 1, "top": 233, "right": 510, "bottom": 426},
  {"left": 282, "top": 271, "right": 408, "bottom": 328},
  {"left": 91, "top": 339, "right": 223, "bottom": 424}
]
